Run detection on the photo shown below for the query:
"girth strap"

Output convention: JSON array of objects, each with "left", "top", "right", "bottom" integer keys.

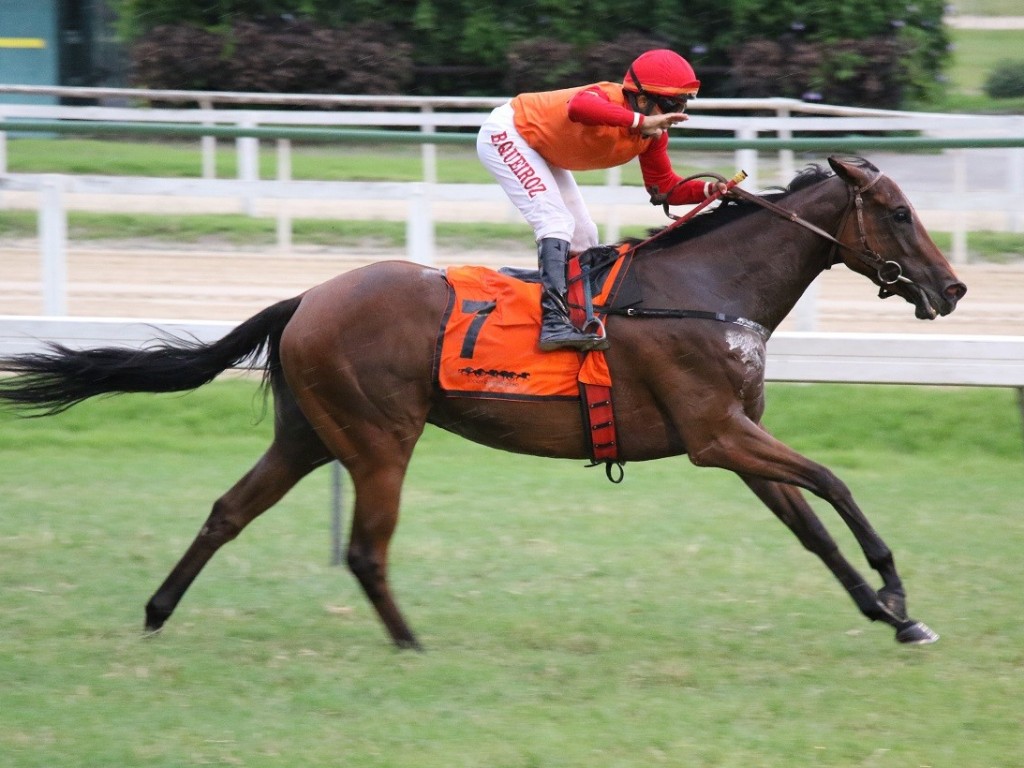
[{"left": 600, "top": 305, "right": 771, "bottom": 341}]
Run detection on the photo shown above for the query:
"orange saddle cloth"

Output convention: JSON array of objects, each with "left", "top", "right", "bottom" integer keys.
[{"left": 435, "top": 266, "right": 611, "bottom": 401}]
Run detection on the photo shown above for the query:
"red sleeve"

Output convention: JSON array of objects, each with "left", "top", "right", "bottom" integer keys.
[
  {"left": 638, "top": 132, "right": 706, "bottom": 205},
  {"left": 567, "top": 86, "right": 639, "bottom": 129}
]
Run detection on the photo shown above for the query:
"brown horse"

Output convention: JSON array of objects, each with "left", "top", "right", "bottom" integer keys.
[{"left": 0, "top": 156, "right": 966, "bottom": 650}]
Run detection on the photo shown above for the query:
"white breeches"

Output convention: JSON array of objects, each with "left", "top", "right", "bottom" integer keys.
[{"left": 476, "top": 102, "right": 600, "bottom": 252}]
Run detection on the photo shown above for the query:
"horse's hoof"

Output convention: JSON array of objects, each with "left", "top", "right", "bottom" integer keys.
[
  {"left": 895, "top": 621, "right": 939, "bottom": 645},
  {"left": 395, "top": 637, "right": 424, "bottom": 652},
  {"left": 145, "top": 602, "right": 170, "bottom": 633}
]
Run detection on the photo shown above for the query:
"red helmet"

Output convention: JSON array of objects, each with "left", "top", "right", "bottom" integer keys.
[{"left": 623, "top": 49, "right": 700, "bottom": 96}]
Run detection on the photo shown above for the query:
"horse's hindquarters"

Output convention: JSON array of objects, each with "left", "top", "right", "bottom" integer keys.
[{"left": 279, "top": 262, "right": 450, "bottom": 466}]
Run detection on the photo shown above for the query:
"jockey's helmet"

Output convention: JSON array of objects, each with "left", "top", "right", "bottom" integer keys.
[{"left": 623, "top": 49, "right": 700, "bottom": 98}]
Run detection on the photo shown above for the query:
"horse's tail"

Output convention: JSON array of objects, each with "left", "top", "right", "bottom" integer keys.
[{"left": 0, "top": 295, "right": 303, "bottom": 416}]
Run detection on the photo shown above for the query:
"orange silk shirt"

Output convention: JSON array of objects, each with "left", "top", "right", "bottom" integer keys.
[{"left": 511, "top": 82, "right": 651, "bottom": 171}]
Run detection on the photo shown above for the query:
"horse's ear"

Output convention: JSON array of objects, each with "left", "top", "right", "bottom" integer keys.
[{"left": 828, "top": 155, "right": 881, "bottom": 190}]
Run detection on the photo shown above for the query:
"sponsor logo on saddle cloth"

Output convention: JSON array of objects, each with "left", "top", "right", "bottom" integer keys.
[{"left": 437, "top": 263, "right": 619, "bottom": 401}]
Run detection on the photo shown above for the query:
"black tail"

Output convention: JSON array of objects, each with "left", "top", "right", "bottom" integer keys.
[{"left": 0, "top": 296, "right": 303, "bottom": 415}]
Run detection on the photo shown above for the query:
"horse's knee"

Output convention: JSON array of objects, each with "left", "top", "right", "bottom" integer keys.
[
  {"left": 198, "top": 501, "right": 243, "bottom": 545},
  {"left": 347, "top": 547, "right": 385, "bottom": 600}
]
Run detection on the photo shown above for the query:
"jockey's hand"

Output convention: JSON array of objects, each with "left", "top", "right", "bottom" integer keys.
[
  {"left": 640, "top": 112, "right": 688, "bottom": 138},
  {"left": 707, "top": 181, "right": 732, "bottom": 197}
]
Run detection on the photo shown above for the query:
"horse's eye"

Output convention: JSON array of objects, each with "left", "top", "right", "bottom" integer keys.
[{"left": 892, "top": 209, "right": 911, "bottom": 224}]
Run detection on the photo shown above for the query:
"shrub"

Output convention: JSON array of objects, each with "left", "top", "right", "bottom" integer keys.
[
  {"left": 129, "top": 18, "right": 413, "bottom": 96},
  {"left": 730, "top": 36, "right": 908, "bottom": 108},
  {"left": 984, "top": 60, "right": 1024, "bottom": 100},
  {"left": 504, "top": 38, "right": 583, "bottom": 94},
  {"left": 117, "top": 0, "right": 948, "bottom": 107},
  {"left": 505, "top": 33, "right": 673, "bottom": 94},
  {"left": 130, "top": 24, "right": 224, "bottom": 92}
]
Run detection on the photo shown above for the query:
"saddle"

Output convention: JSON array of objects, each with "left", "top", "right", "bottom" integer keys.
[{"left": 435, "top": 245, "right": 639, "bottom": 472}]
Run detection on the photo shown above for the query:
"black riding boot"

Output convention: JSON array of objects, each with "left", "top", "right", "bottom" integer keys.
[{"left": 537, "top": 237, "right": 607, "bottom": 352}]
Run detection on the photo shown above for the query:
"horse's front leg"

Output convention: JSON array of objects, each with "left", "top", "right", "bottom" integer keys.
[
  {"left": 739, "top": 475, "right": 937, "bottom": 644},
  {"left": 688, "top": 419, "right": 938, "bottom": 644}
]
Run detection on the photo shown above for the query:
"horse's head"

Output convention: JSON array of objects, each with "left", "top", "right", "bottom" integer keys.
[{"left": 829, "top": 156, "right": 967, "bottom": 320}]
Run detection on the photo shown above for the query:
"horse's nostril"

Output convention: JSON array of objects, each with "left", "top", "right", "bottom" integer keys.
[{"left": 946, "top": 282, "right": 967, "bottom": 302}]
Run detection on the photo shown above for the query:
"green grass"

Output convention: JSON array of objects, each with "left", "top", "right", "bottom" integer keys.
[
  {"left": 5, "top": 137, "right": 432, "bottom": 179},
  {"left": 929, "top": 229, "right": 1024, "bottom": 263},
  {"left": 1, "top": 381, "right": 1022, "bottom": 766},
  {"left": 949, "top": 0, "right": 1024, "bottom": 14},
  {"left": 4, "top": 137, "right": 660, "bottom": 186},
  {"left": 946, "top": 29, "right": 1024, "bottom": 95}
]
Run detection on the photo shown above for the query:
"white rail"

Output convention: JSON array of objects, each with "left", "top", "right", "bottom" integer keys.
[
  {"left": 3, "top": 90, "right": 1022, "bottom": 193},
  {"left": 3, "top": 316, "right": 1022, "bottom": 389},
  {"left": 2, "top": 87, "right": 1023, "bottom": 318}
]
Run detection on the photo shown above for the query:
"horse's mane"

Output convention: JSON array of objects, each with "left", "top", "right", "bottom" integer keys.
[{"left": 624, "top": 163, "right": 837, "bottom": 253}]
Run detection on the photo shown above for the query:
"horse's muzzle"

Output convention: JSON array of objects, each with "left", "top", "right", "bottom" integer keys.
[{"left": 907, "top": 279, "right": 966, "bottom": 320}]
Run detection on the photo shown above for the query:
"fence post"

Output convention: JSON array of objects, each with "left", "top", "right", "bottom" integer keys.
[
  {"left": 199, "top": 98, "right": 216, "bottom": 180},
  {"left": 736, "top": 127, "right": 759, "bottom": 191},
  {"left": 39, "top": 175, "right": 68, "bottom": 315},
  {"left": 1009, "top": 143, "right": 1023, "bottom": 233},
  {"left": 777, "top": 104, "right": 794, "bottom": 185},
  {"left": 407, "top": 182, "right": 435, "bottom": 265},
  {"left": 421, "top": 104, "right": 437, "bottom": 184},
  {"left": 237, "top": 117, "right": 259, "bottom": 216},
  {"left": 604, "top": 165, "right": 621, "bottom": 244},
  {"left": 952, "top": 150, "right": 968, "bottom": 264},
  {"left": 330, "top": 462, "right": 345, "bottom": 566},
  {"left": 276, "top": 138, "right": 292, "bottom": 253}
]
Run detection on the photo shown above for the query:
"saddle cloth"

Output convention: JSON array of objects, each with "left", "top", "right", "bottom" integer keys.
[
  {"left": 436, "top": 266, "right": 608, "bottom": 400},
  {"left": 435, "top": 249, "right": 632, "bottom": 464}
]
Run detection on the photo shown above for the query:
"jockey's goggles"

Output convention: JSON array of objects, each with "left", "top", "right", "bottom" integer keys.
[
  {"left": 626, "top": 64, "right": 694, "bottom": 114},
  {"left": 651, "top": 94, "right": 690, "bottom": 113}
]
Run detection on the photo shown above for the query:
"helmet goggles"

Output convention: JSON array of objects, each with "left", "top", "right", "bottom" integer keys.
[{"left": 627, "top": 63, "right": 695, "bottom": 114}]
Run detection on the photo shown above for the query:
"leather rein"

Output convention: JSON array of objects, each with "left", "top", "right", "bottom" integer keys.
[
  {"left": 725, "top": 173, "right": 914, "bottom": 295},
  {"left": 598, "top": 170, "right": 918, "bottom": 340},
  {"left": 644, "top": 170, "right": 915, "bottom": 294}
]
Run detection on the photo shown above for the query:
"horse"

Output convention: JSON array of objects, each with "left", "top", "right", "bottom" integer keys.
[{"left": 0, "top": 156, "right": 966, "bottom": 650}]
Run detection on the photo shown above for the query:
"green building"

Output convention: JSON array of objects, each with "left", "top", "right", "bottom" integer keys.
[{"left": 0, "top": 0, "right": 124, "bottom": 103}]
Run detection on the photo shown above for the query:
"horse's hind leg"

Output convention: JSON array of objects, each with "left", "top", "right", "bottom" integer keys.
[
  {"left": 288, "top": 388, "right": 425, "bottom": 648},
  {"left": 345, "top": 461, "right": 422, "bottom": 650},
  {"left": 144, "top": 397, "right": 330, "bottom": 632}
]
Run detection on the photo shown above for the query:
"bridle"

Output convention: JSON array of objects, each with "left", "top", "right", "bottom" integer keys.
[
  {"left": 726, "top": 173, "right": 915, "bottom": 295},
  {"left": 642, "top": 170, "right": 915, "bottom": 295},
  {"left": 594, "top": 170, "right": 923, "bottom": 344}
]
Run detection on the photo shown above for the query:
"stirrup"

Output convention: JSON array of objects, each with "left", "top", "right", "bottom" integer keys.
[
  {"left": 580, "top": 316, "right": 608, "bottom": 347},
  {"left": 539, "top": 328, "right": 608, "bottom": 352}
]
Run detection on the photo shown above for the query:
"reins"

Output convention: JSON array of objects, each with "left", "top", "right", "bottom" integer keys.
[
  {"left": 728, "top": 173, "right": 914, "bottom": 290},
  {"left": 635, "top": 168, "right": 917, "bottom": 296},
  {"left": 594, "top": 168, "right": 917, "bottom": 343},
  {"left": 634, "top": 169, "right": 748, "bottom": 252}
]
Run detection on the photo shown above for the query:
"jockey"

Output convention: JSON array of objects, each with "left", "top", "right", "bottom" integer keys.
[{"left": 477, "top": 48, "right": 729, "bottom": 352}]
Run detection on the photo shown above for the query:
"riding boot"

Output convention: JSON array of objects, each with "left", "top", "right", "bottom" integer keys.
[{"left": 537, "top": 237, "right": 608, "bottom": 352}]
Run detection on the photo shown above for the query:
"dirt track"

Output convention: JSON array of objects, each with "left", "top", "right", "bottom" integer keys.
[{"left": 3, "top": 242, "right": 1022, "bottom": 336}]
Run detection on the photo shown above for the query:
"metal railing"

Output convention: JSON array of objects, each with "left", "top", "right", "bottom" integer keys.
[
  {"left": 4, "top": 83, "right": 1023, "bottom": 190},
  {"left": 2, "top": 85, "right": 1024, "bottom": 317}
]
